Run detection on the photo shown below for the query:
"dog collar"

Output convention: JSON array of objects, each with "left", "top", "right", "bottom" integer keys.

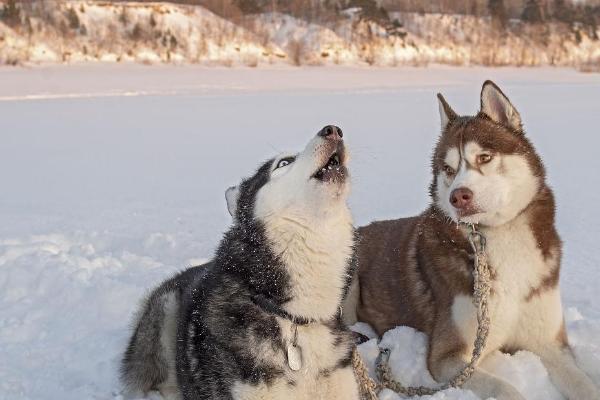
[{"left": 251, "top": 294, "right": 315, "bottom": 326}]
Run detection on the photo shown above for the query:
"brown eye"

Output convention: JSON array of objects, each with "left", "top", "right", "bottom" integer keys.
[
  {"left": 443, "top": 165, "right": 456, "bottom": 176},
  {"left": 477, "top": 154, "right": 492, "bottom": 164},
  {"left": 478, "top": 154, "right": 493, "bottom": 164}
]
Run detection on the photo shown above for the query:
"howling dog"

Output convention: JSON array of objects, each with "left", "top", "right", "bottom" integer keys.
[
  {"left": 121, "top": 126, "right": 360, "bottom": 400},
  {"left": 344, "top": 81, "right": 600, "bottom": 399}
]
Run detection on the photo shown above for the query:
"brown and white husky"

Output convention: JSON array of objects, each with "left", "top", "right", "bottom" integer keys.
[{"left": 344, "top": 81, "right": 600, "bottom": 400}]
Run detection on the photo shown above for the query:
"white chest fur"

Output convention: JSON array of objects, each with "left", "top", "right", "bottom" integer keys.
[
  {"left": 452, "top": 214, "right": 563, "bottom": 354},
  {"left": 261, "top": 209, "right": 354, "bottom": 321}
]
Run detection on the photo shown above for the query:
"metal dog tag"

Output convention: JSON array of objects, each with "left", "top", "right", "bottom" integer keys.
[
  {"left": 287, "top": 343, "right": 302, "bottom": 371},
  {"left": 287, "top": 324, "right": 302, "bottom": 371}
]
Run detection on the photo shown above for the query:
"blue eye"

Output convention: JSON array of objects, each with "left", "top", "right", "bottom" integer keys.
[{"left": 276, "top": 157, "right": 295, "bottom": 169}]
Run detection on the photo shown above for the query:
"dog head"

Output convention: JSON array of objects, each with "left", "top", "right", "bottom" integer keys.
[
  {"left": 226, "top": 125, "right": 351, "bottom": 231},
  {"left": 431, "top": 81, "right": 545, "bottom": 227}
]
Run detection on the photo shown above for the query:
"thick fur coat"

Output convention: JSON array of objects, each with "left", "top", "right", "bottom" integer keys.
[
  {"left": 122, "top": 127, "right": 360, "bottom": 400},
  {"left": 344, "top": 82, "right": 600, "bottom": 400}
]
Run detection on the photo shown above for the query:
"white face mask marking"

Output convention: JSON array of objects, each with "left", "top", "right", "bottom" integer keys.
[
  {"left": 444, "top": 147, "right": 460, "bottom": 171},
  {"left": 254, "top": 136, "right": 350, "bottom": 225},
  {"left": 436, "top": 141, "right": 539, "bottom": 227}
]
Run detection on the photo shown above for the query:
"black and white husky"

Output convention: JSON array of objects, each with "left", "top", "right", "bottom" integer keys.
[{"left": 121, "top": 126, "right": 360, "bottom": 400}]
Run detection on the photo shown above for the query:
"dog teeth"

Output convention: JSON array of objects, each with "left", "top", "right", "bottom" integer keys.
[{"left": 315, "top": 154, "right": 344, "bottom": 180}]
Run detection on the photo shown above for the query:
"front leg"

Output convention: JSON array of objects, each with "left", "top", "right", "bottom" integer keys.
[
  {"left": 532, "top": 343, "right": 600, "bottom": 400},
  {"left": 428, "top": 318, "right": 525, "bottom": 400}
]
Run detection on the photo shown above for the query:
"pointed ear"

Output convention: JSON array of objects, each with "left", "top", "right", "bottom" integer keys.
[
  {"left": 480, "top": 80, "right": 522, "bottom": 132},
  {"left": 437, "top": 93, "right": 457, "bottom": 131},
  {"left": 225, "top": 186, "right": 240, "bottom": 217}
]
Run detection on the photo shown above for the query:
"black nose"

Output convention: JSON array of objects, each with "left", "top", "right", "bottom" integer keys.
[{"left": 318, "top": 125, "right": 343, "bottom": 139}]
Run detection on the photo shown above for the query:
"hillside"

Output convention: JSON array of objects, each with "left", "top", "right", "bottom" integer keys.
[{"left": 0, "top": 1, "right": 599, "bottom": 68}]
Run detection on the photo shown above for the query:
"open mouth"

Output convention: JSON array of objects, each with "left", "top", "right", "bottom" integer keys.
[{"left": 312, "top": 144, "right": 346, "bottom": 183}]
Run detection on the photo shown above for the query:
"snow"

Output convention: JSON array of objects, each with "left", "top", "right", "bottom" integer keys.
[
  {"left": 0, "top": 65, "right": 599, "bottom": 399},
  {"left": 0, "top": 1, "right": 285, "bottom": 66},
  {"left": 355, "top": 327, "right": 565, "bottom": 400}
]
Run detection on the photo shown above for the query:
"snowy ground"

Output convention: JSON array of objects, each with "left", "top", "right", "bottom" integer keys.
[{"left": 0, "top": 65, "right": 599, "bottom": 400}]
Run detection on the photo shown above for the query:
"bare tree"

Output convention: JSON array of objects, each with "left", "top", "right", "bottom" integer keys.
[
  {"left": 522, "top": 0, "right": 546, "bottom": 22},
  {"left": 489, "top": 0, "right": 508, "bottom": 28}
]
